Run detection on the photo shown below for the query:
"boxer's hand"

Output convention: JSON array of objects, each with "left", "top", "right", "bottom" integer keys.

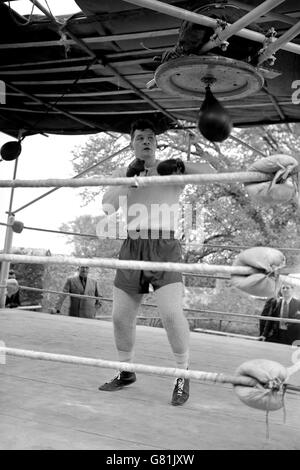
[
  {"left": 157, "top": 158, "right": 185, "bottom": 175},
  {"left": 126, "top": 159, "right": 145, "bottom": 177}
]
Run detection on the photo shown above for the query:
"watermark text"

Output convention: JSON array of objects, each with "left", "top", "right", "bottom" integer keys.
[
  {"left": 97, "top": 198, "right": 206, "bottom": 241},
  {"left": 291, "top": 80, "right": 300, "bottom": 105}
]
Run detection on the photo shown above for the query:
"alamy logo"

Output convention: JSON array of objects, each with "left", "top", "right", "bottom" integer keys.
[
  {"left": 0, "top": 81, "right": 6, "bottom": 105},
  {"left": 96, "top": 197, "right": 206, "bottom": 241}
]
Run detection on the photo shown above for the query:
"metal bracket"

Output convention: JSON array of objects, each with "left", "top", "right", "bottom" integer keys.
[
  {"left": 258, "top": 27, "right": 278, "bottom": 66},
  {"left": 209, "top": 19, "right": 230, "bottom": 52}
]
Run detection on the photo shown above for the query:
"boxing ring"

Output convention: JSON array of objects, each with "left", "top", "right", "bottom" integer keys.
[
  {"left": 1, "top": 155, "right": 300, "bottom": 450},
  {"left": 1, "top": 308, "right": 300, "bottom": 450},
  {"left": 1, "top": 0, "right": 300, "bottom": 452}
]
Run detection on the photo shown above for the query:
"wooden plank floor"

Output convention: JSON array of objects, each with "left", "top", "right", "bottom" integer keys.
[{"left": 0, "top": 309, "right": 299, "bottom": 450}]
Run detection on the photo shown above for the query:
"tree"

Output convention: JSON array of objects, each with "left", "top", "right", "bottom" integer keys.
[
  {"left": 60, "top": 214, "right": 122, "bottom": 258},
  {"left": 66, "top": 123, "right": 300, "bottom": 272},
  {"left": 71, "top": 132, "right": 132, "bottom": 205},
  {"left": 163, "top": 124, "right": 300, "bottom": 268}
]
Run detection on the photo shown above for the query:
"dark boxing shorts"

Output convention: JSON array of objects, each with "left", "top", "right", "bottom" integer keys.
[{"left": 114, "top": 230, "right": 183, "bottom": 294}]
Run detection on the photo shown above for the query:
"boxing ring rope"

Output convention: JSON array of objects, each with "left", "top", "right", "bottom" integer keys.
[
  {"left": 0, "top": 346, "right": 260, "bottom": 387},
  {"left": 0, "top": 221, "right": 99, "bottom": 239},
  {"left": 0, "top": 170, "right": 292, "bottom": 188},
  {"left": 1, "top": 252, "right": 300, "bottom": 285},
  {"left": 1, "top": 347, "right": 299, "bottom": 390},
  {"left": 15, "top": 285, "right": 300, "bottom": 327},
  {"left": 1, "top": 253, "right": 299, "bottom": 401},
  {"left": 2, "top": 219, "right": 300, "bottom": 253},
  {"left": 0, "top": 252, "right": 265, "bottom": 275},
  {"left": 3, "top": 220, "right": 300, "bottom": 253}
]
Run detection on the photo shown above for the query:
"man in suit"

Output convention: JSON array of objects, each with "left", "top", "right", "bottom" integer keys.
[
  {"left": 5, "top": 278, "right": 21, "bottom": 308},
  {"left": 52, "top": 266, "right": 102, "bottom": 319},
  {"left": 259, "top": 281, "right": 300, "bottom": 345}
]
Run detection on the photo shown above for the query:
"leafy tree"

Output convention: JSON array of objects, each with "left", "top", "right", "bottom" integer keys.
[
  {"left": 60, "top": 214, "right": 122, "bottom": 258},
  {"left": 71, "top": 132, "right": 132, "bottom": 205},
  {"left": 162, "top": 124, "right": 300, "bottom": 268},
  {"left": 65, "top": 123, "right": 300, "bottom": 273}
]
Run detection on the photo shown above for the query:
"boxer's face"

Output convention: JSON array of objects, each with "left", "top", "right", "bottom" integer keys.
[{"left": 131, "top": 128, "right": 157, "bottom": 163}]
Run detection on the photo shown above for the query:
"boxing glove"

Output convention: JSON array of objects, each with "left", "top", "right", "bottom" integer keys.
[
  {"left": 157, "top": 158, "right": 185, "bottom": 175},
  {"left": 126, "top": 159, "right": 145, "bottom": 177}
]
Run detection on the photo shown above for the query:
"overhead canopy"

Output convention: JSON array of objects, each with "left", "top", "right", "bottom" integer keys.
[{"left": 0, "top": 0, "right": 299, "bottom": 137}]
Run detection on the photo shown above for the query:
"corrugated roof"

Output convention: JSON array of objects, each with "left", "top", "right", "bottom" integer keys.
[{"left": 0, "top": 0, "right": 299, "bottom": 137}]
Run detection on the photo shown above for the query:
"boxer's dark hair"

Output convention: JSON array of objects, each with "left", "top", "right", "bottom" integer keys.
[{"left": 130, "top": 119, "right": 157, "bottom": 139}]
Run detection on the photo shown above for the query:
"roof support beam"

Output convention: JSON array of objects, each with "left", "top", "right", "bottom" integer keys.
[
  {"left": 26, "top": 0, "right": 173, "bottom": 126},
  {"left": 0, "top": 58, "right": 153, "bottom": 76},
  {"left": 3, "top": 100, "right": 296, "bottom": 115},
  {"left": 230, "top": 0, "right": 299, "bottom": 26},
  {"left": 121, "top": 0, "right": 300, "bottom": 56},
  {"left": 27, "top": 0, "right": 54, "bottom": 19},
  {"left": 199, "top": 0, "right": 286, "bottom": 54},
  {"left": 258, "top": 20, "right": 300, "bottom": 64},
  {"left": 0, "top": 30, "right": 179, "bottom": 50},
  {"left": 61, "top": 25, "right": 178, "bottom": 124},
  {"left": 4, "top": 81, "right": 101, "bottom": 131}
]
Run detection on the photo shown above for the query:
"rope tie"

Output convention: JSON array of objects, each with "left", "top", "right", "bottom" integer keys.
[
  {"left": 264, "top": 378, "right": 287, "bottom": 440},
  {"left": 57, "top": 20, "right": 71, "bottom": 58}
]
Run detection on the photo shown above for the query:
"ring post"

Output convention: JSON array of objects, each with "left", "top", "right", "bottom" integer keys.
[
  {"left": 0, "top": 156, "right": 18, "bottom": 308},
  {"left": 0, "top": 214, "right": 15, "bottom": 308}
]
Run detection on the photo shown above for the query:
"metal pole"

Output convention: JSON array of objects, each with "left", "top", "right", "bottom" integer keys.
[
  {"left": 8, "top": 156, "right": 18, "bottom": 214},
  {"left": 258, "top": 20, "right": 300, "bottom": 64},
  {"left": 27, "top": 0, "right": 56, "bottom": 20},
  {"left": 0, "top": 214, "right": 15, "bottom": 308},
  {"left": 121, "top": 0, "right": 300, "bottom": 56},
  {"left": 230, "top": 0, "right": 298, "bottom": 26},
  {"left": 186, "top": 132, "right": 191, "bottom": 161},
  {"left": 0, "top": 158, "right": 18, "bottom": 308},
  {"left": 200, "top": 0, "right": 286, "bottom": 54},
  {"left": 228, "top": 134, "right": 266, "bottom": 158}
]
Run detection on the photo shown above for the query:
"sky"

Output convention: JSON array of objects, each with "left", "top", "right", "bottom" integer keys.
[
  {"left": 8, "top": 0, "right": 82, "bottom": 16},
  {"left": 0, "top": 133, "right": 102, "bottom": 254},
  {"left": 0, "top": 1, "right": 103, "bottom": 255}
]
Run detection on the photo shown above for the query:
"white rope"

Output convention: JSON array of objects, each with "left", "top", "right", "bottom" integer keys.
[
  {"left": 17, "top": 285, "right": 300, "bottom": 325},
  {"left": 0, "top": 171, "right": 275, "bottom": 188},
  {"left": 0, "top": 253, "right": 257, "bottom": 275},
  {"left": 1, "top": 255, "right": 299, "bottom": 287},
  {"left": 0, "top": 347, "right": 257, "bottom": 387}
]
